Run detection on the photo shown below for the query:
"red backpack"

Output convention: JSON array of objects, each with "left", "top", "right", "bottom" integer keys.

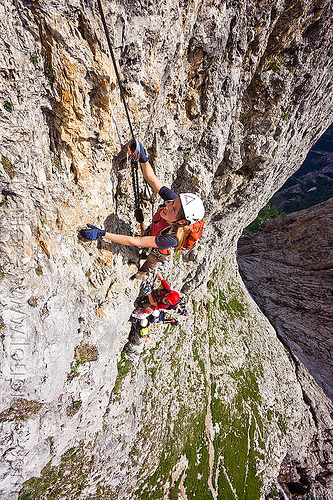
[{"left": 181, "top": 220, "right": 204, "bottom": 252}]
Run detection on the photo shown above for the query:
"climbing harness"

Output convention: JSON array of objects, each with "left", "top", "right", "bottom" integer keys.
[{"left": 95, "top": 0, "right": 144, "bottom": 227}]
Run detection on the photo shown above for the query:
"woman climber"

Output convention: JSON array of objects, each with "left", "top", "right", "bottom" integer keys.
[
  {"left": 131, "top": 273, "right": 180, "bottom": 321},
  {"left": 80, "top": 142, "right": 205, "bottom": 279}
]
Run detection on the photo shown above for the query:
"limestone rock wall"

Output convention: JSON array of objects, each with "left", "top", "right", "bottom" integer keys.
[
  {"left": 237, "top": 198, "right": 333, "bottom": 496},
  {"left": 238, "top": 197, "right": 333, "bottom": 400},
  {"left": 0, "top": 0, "right": 333, "bottom": 498}
]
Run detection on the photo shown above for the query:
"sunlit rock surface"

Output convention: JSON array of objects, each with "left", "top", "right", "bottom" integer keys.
[{"left": 0, "top": 0, "right": 333, "bottom": 498}]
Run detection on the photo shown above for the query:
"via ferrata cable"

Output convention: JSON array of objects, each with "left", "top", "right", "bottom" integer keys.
[{"left": 95, "top": 0, "right": 144, "bottom": 230}]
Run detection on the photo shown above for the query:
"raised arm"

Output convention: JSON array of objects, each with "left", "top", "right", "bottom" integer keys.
[
  {"left": 140, "top": 160, "right": 163, "bottom": 193},
  {"left": 135, "top": 143, "right": 163, "bottom": 193}
]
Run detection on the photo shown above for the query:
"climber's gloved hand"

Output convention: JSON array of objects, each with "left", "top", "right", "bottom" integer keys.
[
  {"left": 128, "top": 140, "right": 149, "bottom": 163},
  {"left": 80, "top": 224, "right": 106, "bottom": 240},
  {"left": 138, "top": 142, "right": 148, "bottom": 163}
]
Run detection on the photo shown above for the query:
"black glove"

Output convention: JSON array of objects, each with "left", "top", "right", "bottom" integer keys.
[{"left": 80, "top": 224, "right": 106, "bottom": 240}]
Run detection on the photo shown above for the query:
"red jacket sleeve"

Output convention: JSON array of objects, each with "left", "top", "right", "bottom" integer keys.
[{"left": 160, "top": 279, "right": 170, "bottom": 290}]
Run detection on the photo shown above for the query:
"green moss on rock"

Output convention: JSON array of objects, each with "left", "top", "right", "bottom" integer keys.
[
  {"left": 112, "top": 351, "right": 133, "bottom": 395},
  {"left": 18, "top": 442, "right": 94, "bottom": 500},
  {"left": 0, "top": 398, "right": 43, "bottom": 423},
  {"left": 1, "top": 155, "right": 15, "bottom": 179},
  {"left": 67, "top": 342, "right": 99, "bottom": 381}
]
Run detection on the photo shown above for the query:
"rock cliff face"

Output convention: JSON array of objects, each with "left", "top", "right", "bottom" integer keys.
[
  {"left": 238, "top": 198, "right": 333, "bottom": 401},
  {"left": 237, "top": 198, "right": 333, "bottom": 496},
  {"left": 0, "top": 0, "right": 333, "bottom": 498}
]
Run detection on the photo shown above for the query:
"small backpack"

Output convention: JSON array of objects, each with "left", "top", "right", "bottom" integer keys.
[
  {"left": 181, "top": 220, "right": 204, "bottom": 252},
  {"left": 158, "top": 218, "right": 204, "bottom": 253}
]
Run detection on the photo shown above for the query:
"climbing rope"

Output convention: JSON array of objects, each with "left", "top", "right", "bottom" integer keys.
[
  {"left": 95, "top": 0, "right": 145, "bottom": 228},
  {"left": 96, "top": 0, "right": 135, "bottom": 142}
]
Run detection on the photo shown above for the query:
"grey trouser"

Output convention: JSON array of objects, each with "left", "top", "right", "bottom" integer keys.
[{"left": 139, "top": 249, "right": 170, "bottom": 274}]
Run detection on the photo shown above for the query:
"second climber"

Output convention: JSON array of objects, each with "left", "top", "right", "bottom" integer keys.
[{"left": 130, "top": 272, "right": 180, "bottom": 322}]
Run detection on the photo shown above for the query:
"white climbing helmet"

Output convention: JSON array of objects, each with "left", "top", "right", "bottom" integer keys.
[{"left": 179, "top": 193, "right": 205, "bottom": 224}]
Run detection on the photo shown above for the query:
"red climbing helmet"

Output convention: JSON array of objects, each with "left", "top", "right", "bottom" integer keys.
[{"left": 167, "top": 291, "right": 180, "bottom": 306}]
